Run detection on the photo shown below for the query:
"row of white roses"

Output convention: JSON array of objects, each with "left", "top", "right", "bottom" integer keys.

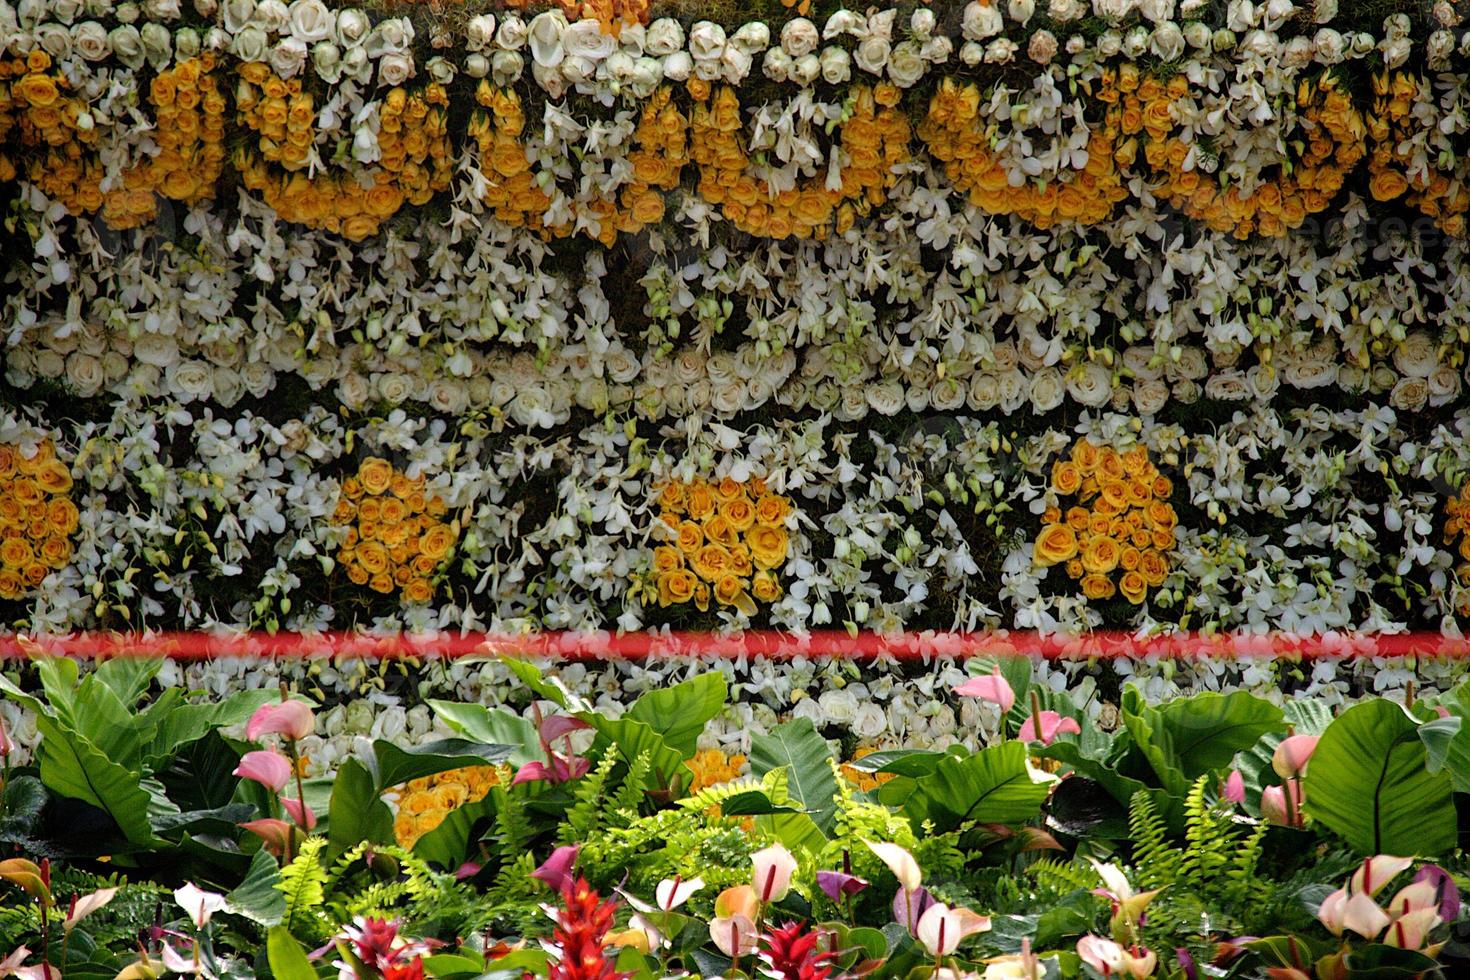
[
  {"left": 5, "top": 390, "right": 1468, "bottom": 638},
  {"left": 5, "top": 0, "right": 1464, "bottom": 97}
]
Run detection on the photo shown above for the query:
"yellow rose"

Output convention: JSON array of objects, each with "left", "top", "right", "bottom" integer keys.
[
  {"left": 704, "top": 514, "right": 739, "bottom": 549},
  {"left": 720, "top": 495, "right": 756, "bottom": 531},
  {"left": 658, "top": 569, "right": 697, "bottom": 606},
  {"left": 1138, "top": 549, "right": 1169, "bottom": 587},
  {"left": 419, "top": 524, "right": 456, "bottom": 561},
  {"left": 35, "top": 460, "right": 72, "bottom": 494},
  {"left": 752, "top": 570, "right": 781, "bottom": 604},
  {"left": 1081, "top": 574, "right": 1116, "bottom": 600},
  {"left": 1052, "top": 460, "right": 1082, "bottom": 496},
  {"left": 677, "top": 520, "right": 703, "bottom": 555},
  {"left": 714, "top": 574, "right": 757, "bottom": 615},
  {"left": 653, "top": 546, "right": 684, "bottom": 572},
  {"left": 693, "top": 544, "right": 731, "bottom": 582},
  {"left": 747, "top": 524, "right": 788, "bottom": 570},
  {"left": 359, "top": 458, "right": 394, "bottom": 495},
  {"left": 1072, "top": 440, "right": 1100, "bottom": 474},
  {"left": 356, "top": 540, "right": 389, "bottom": 576},
  {"left": 686, "top": 482, "right": 715, "bottom": 520},
  {"left": 1034, "top": 524, "right": 1079, "bottom": 567},
  {"left": 1119, "top": 571, "right": 1149, "bottom": 605},
  {"left": 1081, "top": 536, "right": 1121, "bottom": 575},
  {"left": 0, "top": 538, "right": 33, "bottom": 569}
]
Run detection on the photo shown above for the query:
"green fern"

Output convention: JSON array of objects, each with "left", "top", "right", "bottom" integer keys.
[
  {"left": 1178, "top": 777, "right": 1230, "bottom": 886},
  {"left": 276, "top": 837, "right": 331, "bottom": 941},
  {"left": 1128, "top": 791, "right": 1178, "bottom": 891},
  {"left": 561, "top": 753, "right": 618, "bottom": 844},
  {"left": 1028, "top": 858, "right": 1105, "bottom": 898},
  {"left": 488, "top": 783, "right": 534, "bottom": 866},
  {"left": 613, "top": 749, "right": 654, "bottom": 817}
]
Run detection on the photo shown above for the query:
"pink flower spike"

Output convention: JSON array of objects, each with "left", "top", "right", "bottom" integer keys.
[
  {"left": 245, "top": 700, "right": 315, "bottom": 742},
  {"left": 1221, "top": 770, "right": 1246, "bottom": 805},
  {"left": 954, "top": 668, "right": 1015, "bottom": 713},
  {"left": 1016, "top": 711, "right": 1080, "bottom": 746},
  {"left": 280, "top": 797, "right": 317, "bottom": 830},
  {"left": 234, "top": 750, "right": 293, "bottom": 793}
]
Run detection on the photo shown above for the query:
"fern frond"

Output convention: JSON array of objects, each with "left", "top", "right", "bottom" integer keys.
[
  {"left": 1027, "top": 858, "right": 1100, "bottom": 897},
  {"left": 561, "top": 753, "right": 617, "bottom": 844},
  {"left": 1128, "top": 790, "right": 1178, "bottom": 890},
  {"left": 1178, "top": 776, "right": 1229, "bottom": 887},
  {"left": 489, "top": 783, "right": 534, "bottom": 865},
  {"left": 276, "top": 836, "right": 331, "bottom": 940},
  {"left": 675, "top": 777, "right": 767, "bottom": 812}
]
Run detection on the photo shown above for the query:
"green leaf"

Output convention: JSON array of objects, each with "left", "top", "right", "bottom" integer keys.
[
  {"left": 92, "top": 658, "right": 162, "bottom": 705},
  {"left": 750, "top": 718, "right": 839, "bottom": 835},
  {"left": 429, "top": 701, "right": 541, "bottom": 767},
  {"left": 413, "top": 796, "right": 494, "bottom": 870},
  {"left": 423, "top": 954, "right": 488, "bottom": 978},
  {"left": 70, "top": 675, "right": 146, "bottom": 772},
  {"left": 1121, "top": 687, "right": 1283, "bottom": 798},
  {"left": 267, "top": 926, "right": 320, "bottom": 980},
  {"left": 582, "top": 715, "right": 689, "bottom": 794},
  {"left": 226, "top": 848, "right": 286, "bottom": 926},
  {"left": 841, "top": 750, "right": 945, "bottom": 778},
  {"left": 626, "top": 672, "right": 727, "bottom": 757},
  {"left": 372, "top": 738, "right": 517, "bottom": 791},
  {"left": 1036, "top": 740, "right": 1150, "bottom": 812},
  {"left": 1431, "top": 679, "right": 1470, "bottom": 794},
  {"left": 1302, "top": 699, "right": 1457, "bottom": 856},
  {"left": 892, "top": 742, "right": 1055, "bottom": 833},
  {"left": 502, "top": 660, "right": 592, "bottom": 712},
  {"left": 0, "top": 776, "right": 47, "bottom": 837},
  {"left": 34, "top": 714, "right": 155, "bottom": 845},
  {"left": 327, "top": 758, "right": 394, "bottom": 859},
  {"left": 145, "top": 689, "right": 281, "bottom": 765}
]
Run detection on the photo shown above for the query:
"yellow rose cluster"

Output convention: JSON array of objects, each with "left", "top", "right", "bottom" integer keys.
[
  {"left": 650, "top": 477, "right": 792, "bottom": 615},
  {"left": 1033, "top": 441, "right": 1178, "bottom": 605},
  {"left": 1367, "top": 72, "right": 1470, "bottom": 238},
  {"left": 920, "top": 77, "right": 1128, "bottom": 228},
  {"left": 469, "top": 83, "right": 560, "bottom": 236},
  {"left": 388, "top": 765, "right": 502, "bottom": 848},
  {"left": 685, "top": 748, "right": 746, "bottom": 793},
  {"left": 2, "top": 51, "right": 101, "bottom": 210},
  {"left": 236, "top": 65, "right": 450, "bottom": 240},
  {"left": 1151, "top": 73, "right": 1365, "bottom": 239},
  {"left": 1443, "top": 484, "right": 1470, "bottom": 618},
  {"left": 0, "top": 440, "right": 79, "bottom": 601},
  {"left": 691, "top": 84, "right": 910, "bottom": 240},
  {"left": 332, "top": 457, "right": 456, "bottom": 603}
]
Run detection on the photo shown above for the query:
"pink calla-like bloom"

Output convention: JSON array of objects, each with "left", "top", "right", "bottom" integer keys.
[
  {"left": 245, "top": 700, "right": 315, "bottom": 742},
  {"left": 530, "top": 845, "right": 579, "bottom": 893},
  {"left": 1350, "top": 855, "right": 1415, "bottom": 898},
  {"left": 233, "top": 750, "right": 293, "bottom": 792},
  {"left": 539, "top": 715, "right": 591, "bottom": 744},
  {"left": 816, "top": 871, "right": 869, "bottom": 902},
  {"left": 1221, "top": 769, "right": 1246, "bottom": 804},
  {"left": 709, "top": 914, "right": 757, "bottom": 957},
  {"left": 240, "top": 818, "right": 295, "bottom": 856},
  {"left": 751, "top": 845, "right": 797, "bottom": 903},
  {"left": 511, "top": 754, "right": 591, "bottom": 785},
  {"left": 1271, "top": 735, "right": 1320, "bottom": 778},
  {"left": 954, "top": 668, "right": 1016, "bottom": 713},
  {"left": 916, "top": 904, "right": 964, "bottom": 957},
  {"left": 280, "top": 797, "right": 317, "bottom": 830},
  {"left": 1260, "top": 782, "right": 1302, "bottom": 828},
  {"left": 1016, "top": 711, "right": 1081, "bottom": 746}
]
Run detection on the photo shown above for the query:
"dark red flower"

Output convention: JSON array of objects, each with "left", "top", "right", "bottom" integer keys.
[
  {"left": 759, "top": 922, "right": 838, "bottom": 980},
  {"left": 383, "top": 958, "right": 426, "bottom": 980},
  {"left": 549, "top": 878, "right": 630, "bottom": 980}
]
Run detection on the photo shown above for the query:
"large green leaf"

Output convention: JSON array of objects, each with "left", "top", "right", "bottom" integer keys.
[
  {"left": 371, "top": 738, "right": 517, "bottom": 791},
  {"left": 750, "top": 718, "right": 839, "bottom": 835},
  {"left": 327, "top": 758, "right": 394, "bottom": 859},
  {"left": 1036, "top": 740, "right": 1149, "bottom": 810},
  {"left": 582, "top": 714, "right": 689, "bottom": 793},
  {"left": 1121, "top": 687, "right": 1283, "bottom": 798},
  {"left": 428, "top": 702, "right": 541, "bottom": 766},
  {"left": 34, "top": 714, "right": 155, "bottom": 845},
  {"left": 145, "top": 689, "right": 281, "bottom": 764},
  {"left": 890, "top": 742, "right": 1056, "bottom": 833},
  {"left": 267, "top": 926, "right": 320, "bottom": 980},
  {"left": 1431, "top": 679, "right": 1470, "bottom": 794},
  {"left": 1302, "top": 699, "right": 1456, "bottom": 856},
  {"left": 502, "top": 659, "right": 592, "bottom": 712},
  {"left": 226, "top": 848, "right": 286, "bottom": 926},
  {"left": 626, "top": 672, "right": 727, "bottom": 757},
  {"left": 92, "top": 658, "right": 162, "bottom": 705},
  {"left": 1236, "top": 700, "right": 1339, "bottom": 808},
  {"left": 413, "top": 796, "right": 494, "bottom": 870}
]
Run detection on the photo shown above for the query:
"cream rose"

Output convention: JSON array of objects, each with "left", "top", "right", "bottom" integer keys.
[
  {"left": 65, "top": 353, "right": 105, "bottom": 396},
  {"left": 563, "top": 19, "right": 615, "bottom": 61},
  {"left": 781, "top": 18, "right": 818, "bottom": 58},
  {"left": 1390, "top": 377, "right": 1429, "bottom": 412},
  {"left": 1030, "top": 367, "right": 1065, "bottom": 411},
  {"left": 269, "top": 37, "right": 308, "bottom": 77},
  {"left": 645, "top": 18, "right": 683, "bottom": 56},
  {"left": 222, "top": 0, "right": 253, "bottom": 32},
  {"left": 688, "top": 21, "right": 725, "bottom": 61},
  {"left": 109, "top": 24, "right": 145, "bottom": 66},
  {"left": 729, "top": 21, "right": 769, "bottom": 53},
  {"left": 230, "top": 25, "right": 267, "bottom": 62},
  {"left": 820, "top": 45, "right": 850, "bottom": 83},
  {"left": 288, "top": 0, "right": 331, "bottom": 42},
  {"left": 73, "top": 21, "right": 110, "bottom": 59},
  {"left": 854, "top": 36, "right": 889, "bottom": 74},
  {"left": 527, "top": 10, "right": 566, "bottom": 67},
  {"left": 1066, "top": 362, "right": 1113, "bottom": 407},
  {"left": 466, "top": 14, "right": 496, "bottom": 52},
  {"left": 1133, "top": 379, "right": 1170, "bottom": 415},
  {"left": 886, "top": 40, "right": 925, "bottom": 86},
  {"left": 968, "top": 373, "right": 1001, "bottom": 410},
  {"left": 378, "top": 51, "right": 414, "bottom": 86},
  {"left": 963, "top": 0, "right": 1004, "bottom": 38}
]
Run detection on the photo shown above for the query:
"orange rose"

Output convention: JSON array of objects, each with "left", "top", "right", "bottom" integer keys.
[
  {"left": 404, "top": 578, "right": 434, "bottom": 604},
  {"left": 659, "top": 481, "right": 687, "bottom": 512},
  {"left": 35, "top": 460, "right": 72, "bottom": 494},
  {"left": 356, "top": 540, "right": 389, "bottom": 576},
  {"left": 1081, "top": 536, "right": 1121, "bottom": 575},
  {"left": 720, "top": 496, "right": 756, "bottom": 532},
  {"left": 713, "top": 574, "right": 756, "bottom": 615},
  {"left": 359, "top": 458, "right": 394, "bottom": 495},
  {"left": 653, "top": 546, "right": 684, "bottom": 572},
  {"left": 1138, "top": 550, "right": 1169, "bottom": 586},
  {"left": 1034, "top": 524, "right": 1078, "bottom": 567},
  {"left": 676, "top": 520, "right": 703, "bottom": 555},
  {"left": 1052, "top": 460, "right": 1082, "bottom": 496},
  {"left": 1072, "top": 440, "right": 1100, "bottom": 474},
  {"left": 1, "top": 538, "right": 33, "bottom": 569}
]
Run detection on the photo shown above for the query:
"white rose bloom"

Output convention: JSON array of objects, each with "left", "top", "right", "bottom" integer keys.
[
  {"left": 463, "top": 52, "right": 489, "bottom": 78},
  {"left": 1122, "top": 26, "right": 1150, "bottom": 58},
  {"left": 619, "top": 23, "right": 645, "bottom": 56},
  {"left": 710, "top": 381, "right": 746, "bottom": 415},
  {"left": 1139, "top": 0, "right": 1174, "bottom": 20},
  {"left": 1050, "top": 0, "right": 1087, "bottom": 18},
  {"left": 213, "top": 366, "right": 245, "bottom": 407},
  {"left": 176, "top": 27, "right": 201, "bottom": 58},
  {"left": 73, "top": 21, "right": 110, "bottom": 59},
  {"left": 1133, "top": 379, "right": 1170, "bottom": 414},
  {"left": 340, "top": 44, "right": 370, "bottom": 82},
  {"left": 1390, "top": 377, "right": 1429, "bottom": 412},
  {"left": 1347, "top": 31, "right": 1374, "bottom": 58},
  {"left": 688, "top": 20, "right": 725, "bottom": 60},
  {"left": 867, "top": 8, "right": 896, "bottom": 40},
  {"left": 466, "top": 14, "right": 496, "bottom": 52},
  {"left": 1172, "top": 378, "right": 1200, "bottom": 403},
  {"left": 102, "top": 351, "right": 129, "bottom": 383},
  {"left": 1204, "top": 370, "right": 1250, "bottom": 400},
  {"left": 887, "top": 40, "right": 925, "bottom": 86},
  {"left": 1008, "top": 0, "right": 1036, "bottom": 26},
  {"left": 378, "top": 374, "right": 412, "bottom": 404},
  {"left": 1066, "top": 363, "right": 1113, "bottom": 406},
  {"left": 491, "top": 49, "right": 523, "bottom": 85},
  {"left": 867, "top": 380, "right": 905, "bottom": 415},
  {"left": 820, "top": 45, "right": 851, "bottom": 83},
  {"left": 1434, "top": 0, "right": 1459, "bottom": 26},
  {"left": 139, "top": 21, "right": 171, "bottom": 64},
  {"left": 313, "top": 43, "right": 344, "bottom": 85},
  {"left": 959, "top": 40, "right": 984, "bottom": 65},
  {"left": 168, "top": 360, "right": 214, "bottom": 402},
  {"left": 1336, "top": 364, "right": 1368, "bottom": 394},
  {"left": 1313, "top": 0, "right": 1336, "bottom": 21},
  {"left": 563, "top": 19, "right": 616, "bottom": 61},
  {"left": 1028, "top": 29, "right": 1057, "bottom": 64},
  {"left": 334, "top": 8, "right": 368, "bottom": 46},
  {"left": 729, "top": 21, "right": 769, "bottom": 53},
  {"left": 963, "top": 1, "right": 1003, "bottom": 39},
  {"left": 662, "top": 50, "right": 692, "bottom": 81},
  {"left": 35, "top": 24, "right": 72, "bottom": 58},
  {"left": 378, "top": 50, "right": 414, "bottom": 86},
  {"left": 628, "top": 56, "right": 661, "bottom": 96},
  {"left": 109, "top": 23, "right": 146, "bottom": 65},
  {"left": 853, "top": 703, "right": 887, "bottom": 739},
  {"left": 720, "top": 45, "right": 753, "bottom": 82},
  {"left": 53, "top": 0, "right": 85, "bottom": 21},
  {"left": 1152, "top": 21, "right": 1185, "bottom": 59},
  {"left": 854, "top": 36, "right": 890, "bottom": 74},
  {"left": 1281, "top": 358, "right": 1336, "bottom": 389},
  {"left": 33, "top": 350, "right": 64, "bottom": 381},
  {"left": 823, "top": 10, "right": 865, "bottom": 38},
  {"left": 911, "top": 9, "right": 937, "bottom": 37},
  {"left": 1369, "top": 365, "right": 1398, "bottom": 393},
  {"left": 65, "top": 353, "right": 105, "bottom": 396},
  {"left": 763, "top": 47, "right": 792, "bottom": 81},
  {"left": 645, "top": 18, "right": 683, "bottom": 56},
  {"left": 921, "top": 35, "right": 952, "bottom": 62},
  {"left": 253, "top": 0, "right": 288, "bottom": 32},
  {"left": 1093, "top": 0, "right": 1135, "bottom": 19},
  {"left": 1099, "top": 32, "right": 1124, "bottom": 56},
  {"left": 1184, "top": 22, "right": 1212, "bottom": 48},
  {"left": 931, "top": 376, "right": 966, "bottom": 410},
  {"left": 1428, "top": 363, "right": 1461, "bottom": 404},
  {"left": 241, "top": 362, "right": 274, "bottom": 398},
  {"left": 426, "top": 54, "right": 455, "bottom": 84},
  {"left": 781, "top": 18, "right": 818, "bottom": 57},
  {"left": 526, "top": 10, "right": 567, "bottom": 67},
  {"left": 1428, "top": 29, "right": 1455, "bottom": 68},
  {"left": 495, "top": 15, "right": 527, "bottom": 50},
  {"left": 789, "top": 52, "right": 820, "bottom": 86},
  {"left": 984, "top": 37, "right": 1018, "bottom": 63},
  {"left": 559, "top": 53, "right": 593, "bottom": 83},
  {"left": 230, "top": 24, "right": 267, "bottom": 62},
  {"left": 222, "top": 0, "right": 253, "bottom": 33},
  {"left": 1281, "top": 35, "right": 1314, "bottom": 67},
  {"left": 268, "top": 37, "right": 308, "bottom": 77},
  {"left": 1379, "top": 36, "right": 1411, "bottom": 70},
  {"left": 1030, "top": 367, "right": 1065, "bottom": 411},
  {"left": 818, "top": 689, "right": 859, "bottom": 724},
  {"left": 287, "top": 0, "right": 331, "bottom": 43},
  {"left": 134, "top": 333, "right": 179, "bottom": 369},
  {"left": 1393, "top": 333, "right": 1437, "bottom": 378}
]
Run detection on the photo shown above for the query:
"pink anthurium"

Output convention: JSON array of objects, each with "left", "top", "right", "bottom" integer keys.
[
  {"left": 530, "top": 845, "right": 580, "bottom": 893},
  {"left": 1077, "top": 936, "right": 1155, "bottom": 979},
  {"left": 1271, "top": 735, "right": 1320, "bottom": 778},
  {"left": 1349, "top": 856, "right": 1415, "bottom": 898},
  {"left": 280, "top": 797, "right": 317, "bottom": 830},
  {"left": 954, "top": 668, "right": 1016, "bottom": 713},
  {"left": 1318, "top": 887, "right": 1391, "bottom": 939},
  {"left": 240, "top": 818, "right": 295, "bottom": 857},
  {"left": 245, "top": 700, "right": 315, "bottom": 742},
  {"left": 1220, "top": 769, "right": 1245, "bottom": 805},
  {"left": 709, "top": 914, "right": 757, "bottom": 957},
  {"left": 1260, "top": 782, "right": 1303, "bottom": 828},
  {"left": 816, "top": 870, "right": 869, "bottom": 902},
  {"left": 233, "top": 750, "right": 293, "bottom": 793},
  {"left": 751, "top": 845, "right": 797, "bottom": 903},
  {"left": 1015, "top": 711, "right": 1081, "bottom": 746}
]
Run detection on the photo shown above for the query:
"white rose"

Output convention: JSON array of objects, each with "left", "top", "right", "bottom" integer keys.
[
  {"left": 168, "top": 360, "right": 214, "bottom": 402},
  {"left": 1184, "top": 22, "right": 1212, "bottom": 48},
  {"left": 1123, "top": 26, "right": 1150, "bottom": 58},
  {"left": 288, "top": 0, "right": 331, "bottom": 42},
  {"left": 495, "top": 14, "right": 527, "bottom": 50},
  {"left": 985, "top": 37, "right": 1018, "bottom": 63},
  {"left": 688, "top": 20, "right": 726, "bottom": 60},
  {"left": 1336, "top": 364, "right": 1368, "bottom": 394},
  {"left": 820, "top": 45, "right": 850, "bottom": 83},
  {"left": 340, "top": 44, "right": 369, "bottom": 82},
  {"left": 1280, "top": 35, "right": 1314, "bottom": 67},
  {"left": 1434, "top": 0, "right": 1459, "bottom": 26},
  {"left": 1379, "top": 35, "right": 1411, "bottom": 70},
  {"left": 1066, "top": 363, "right": 1113, "bottom": 406},
  {"left": 824, "top": 10, "right": 865, "bottom": 38},
  {"left": 604, "top": 348, "right": 641, "bottom": 384},
  {"left": 527, "top": 10, "right": 567, "bottom": 67},
  {"left": 1204, "top": 370, "right": 1250, "bottom": 400},
  {"left": 1008, "top": 0, "right": 1036, "bottom": 26},
  {"left": 618, "top": 23, "right": 645, "bottom": 56},
  {"left": 921, "top": 36, "right": 952, "bottom": 62},
  {"left": 1394, "top": 332, "right": 1437, "bottom": 378},
  {"left": 253, "top": 0, "right": 287, "bottom": 33},
  {"left": 1313, "top": 0, "right": 1336, "bottom": 20},
  {"left": 867, "top": 8, "right": 896, "bottom": 40},
  {"left": 559, "top": 53, "right": 593, "bottom": 83},
  {"left": 867, "top": 380, "right": 905, "bottom": 415},
  {"left": 335, "top": 9, "right": 369, "bottom": 47},
  {"left": 193, "top": 0, "right": 215, "bottom": 15},
  {"left": 853, "top": 703, "right": 887, "bottom": 739},
  {"left": 269, "top": 37, "right": 307, "bottom": 77},
  {"left": 854, "top": 36, "right": 889, "bottom": 74},
  {"left": 1347, "top": 31, "right": 1374, "bottom": 57},
  {"left": 1093, "top": 0, "right": 1135, "bottom": 19},
  {"left": 73, "top": 21, "right": 110, "bottom": 59},
  {"left": 222, "top": 0, "right": 253, "bottom": 33},
  {"left": 710, "top": 381, "right": 746, "bottom": 415},
  {"left": 1428, "top": 363, "right": 1461, "bottom": 404},
  {"left": 912, "top": 8, "right": 936, "bottom": 36},
  {"left": 466, "top": 14, "right": 496, "bottom": 52},
  {"left": 491, "top": 50, "right": 522, "bottom": 85},
  {"left": 378, "top": 50, "right": 413, "bottom": 85},
  {"left": 1390, "top": 377, "right": 1429, "bottom": 412},
  {"left": 1281, "top": 357, "right": 1336, "bottom": 389},
  {"left": 720, "top": 45, "right": 752, "bottom": 82},
  {"left": 139, "top": 20, "right": 171, "bottom": 65},
  {"left": 1133, "top": 379, "right": 1170, "bottom": 414},
  {"left": 33, "top": 350, "right": 64, "bottom": 380},
  {"left": 1030, "top": 367, "right": 1065, "bottom": 411},
  {"left": 311, "top": 40, "right": 341, "bottom": 80},
  {"left": 1099, "top": 31, "right": 1124, "bottom": 56},
  {"left": 109, "top": 24, "right": 145, "bottom": 66},
  {"left": 645, "top": 18, "right": 683, "bottom": 56},
  {"left": 176, "top": 27, "right": 201, "bottom": 58},
  {"left": 729, "top": 21, "right": 769, "bottom": 53},
  {"left": 960, "top": 40, "right": 984, "bottom": 65},
  {"left": 1050, "top": 0, "right": 1087, "bottom": 19},
  {"left": 662, "top": 50, "right": 692, "bottom": 81},
  {"left": 230, "top": 25, "right": 267, "bottom": 62},
  {"left": 1028, "top": 29, "right": 1058, "bottom": 64},
  {"left": 378, "top": 373, "right": 412, "bottom": 404},
  {"left": 87, "top": 0, "right": 117, "bottom": 16},
  {"left": 818, "top": 689, "right": 859, "bottom": 723},
  {"left": 1172, "top": 378, "right": 1200, "bottom": 403},
  {"left": 426, "top": 54, "right": 454, "bottom": 84},
  {"left": 763, "top": 47, "right": 792, "bottom": 81},
  {"left": 1428, "top": 29, "right": 1455, "bottom": 69},
  {"left": 35, "top": 23, "right": 72, "bottom": 58},
  {"left": 53, "top": 0, "right": 85, "bottom": 21},
  {"left": 117, "top": 0, "right": 141, "bottom": 21},
  {"left": 887, "top": 39, "right": 925, "bottom": 86},
  {"left": 101, "top": 351, "right": 129, "bottom": 383},
  {"left": 427, "top": 379, "right": 468, "bottom": 415},
  {"left": 781, "top": 17, "right": 818, "bottom": 57},
  {"left": 1139, "top": 0, "right": 1174, "bottom": 20},
  {"left": 1369, "top": 365, "right": 1397, "bottom": 393},
  {"left": 241, "top": 362, "right": 274, "bottom": 398},
  {"left": 463, "top": 52, "right": 489, "bottom": 78},
  {"left": 213, "top": 366, "right": 245, "bottom": 407},
  {"left": 367, "top": 17, "right": 413, "bottom": 56},
  {"left": 1152, "top": 21, "right": 1185, "bottom": 59},
  {"left": 65, "top": 353, "right": 105, "bottom": 395},
  {"left": 963, "top": 1, "right": 1003, "bottom": 40},
  {"left": 563, "top": 19, "right": 615, "bottom": 61}
]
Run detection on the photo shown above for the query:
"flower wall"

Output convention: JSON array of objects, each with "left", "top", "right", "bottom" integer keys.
[{"left": 4, "top": 0, "right": 1470, "bottom": 634}]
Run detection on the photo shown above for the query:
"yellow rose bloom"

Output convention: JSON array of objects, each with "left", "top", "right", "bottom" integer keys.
[
  {"left": 1081, "top": 574, "right": 1116, "bottom": 600},
  {"left": 747, "top": 524, "right": 788, "bottom": 570},
  {"left": 752, "top": 570, "right": 782, "bottom": 604},
  {"left": 1033, "top": 524, "right": 1078, "bottom": 567},
  {"left": 1119, "top": 571, "right": 1149, "bottom": 605},
  {"left": 1052, "top": 460, "right": 1082, "bottom": 496},
  {"left": 720, "top": 496, "right": 757, "bottom": 532},
  {"left": 419, "top": 524, "right": 456, "bottom": 561},
  {"left": 658, "top": 569, "right": 697, "bottom": 606},
  {"left": 1081, "top": 536, "right": 1121, "bottom": 575},
  {"left": 359, "top": 457, "right": 394, "bottom": 495}
]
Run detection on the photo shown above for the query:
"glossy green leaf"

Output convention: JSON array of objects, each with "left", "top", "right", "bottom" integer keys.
[
  {"left": 896, "top": 742, "right": 1055, "bottom": 832},
  {"left": 267, "top": 926, "right": 320, "bottom": 980},
  {"left": 429, "top": 701, "right": 541, "bottom": 766},
  {"left": 34, "top": 714, "right": 155, "bottom": 845},
  {"left": 750, "top": 718, "right": 839, "bottom": 835},
  {"left": 627, "top": 672, "right": 727, "bottom": 757},
  {"left": 327, "top": 758, "right": 394, "bottom": 859}
]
